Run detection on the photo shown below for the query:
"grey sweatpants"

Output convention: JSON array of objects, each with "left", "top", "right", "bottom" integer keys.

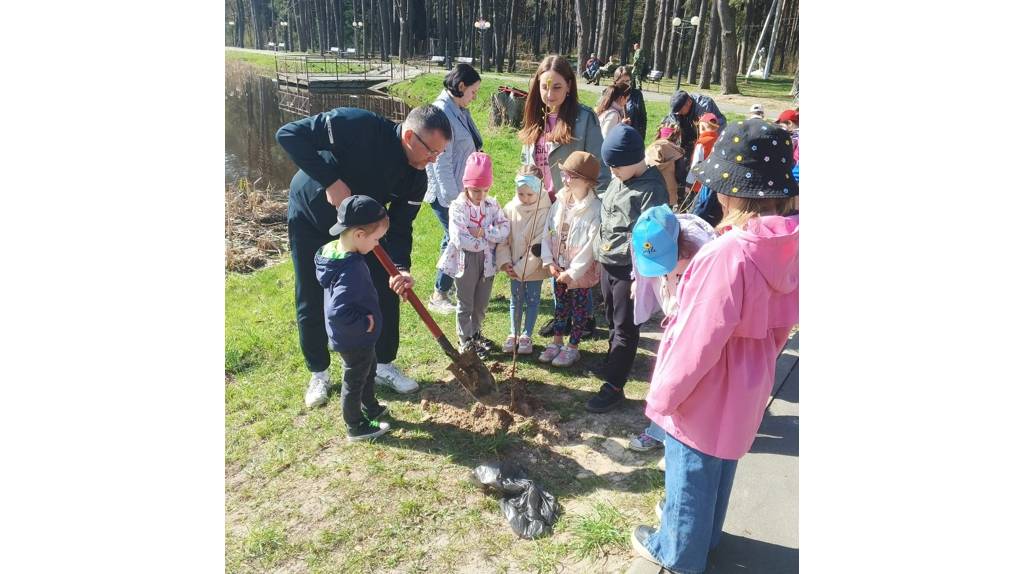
[{"left": 454, "top": 250, "right": 495, "bottom": 346}]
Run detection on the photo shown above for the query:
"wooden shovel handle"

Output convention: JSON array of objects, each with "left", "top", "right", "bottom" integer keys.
[{"left": 371, "top": 245, "right": 446, "bottom": 341}]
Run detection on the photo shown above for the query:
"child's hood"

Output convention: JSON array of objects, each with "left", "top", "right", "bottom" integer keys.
[
  {"left": 732, "top": 214, "right": 799, "bottom": 294},
  {"left": 314, "top": 244, "right": 364, "bottom": 289}
]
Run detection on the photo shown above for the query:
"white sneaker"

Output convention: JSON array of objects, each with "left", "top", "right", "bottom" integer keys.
[
  {"left": 427, "top": 291, "right": 457, "bottom": 314},
  {"left": 305, "top": 370, "right": 330, "bottom": 408},
  {"left": 538, "top": 343, "right": 562, "bottom": 363},
  {"left": 375, "top": 362, "right": 420, "bottom": 394},
  {"left": 551, "top": 346, "right": 580, "bottom": 367}
]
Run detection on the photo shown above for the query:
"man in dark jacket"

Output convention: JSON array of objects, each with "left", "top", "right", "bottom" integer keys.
[
  {"left": 277, "top": 105, "right": 452, "bottom": 406},
  {"left": 660, "top": 91, "right": 727, "bottom": 194}
]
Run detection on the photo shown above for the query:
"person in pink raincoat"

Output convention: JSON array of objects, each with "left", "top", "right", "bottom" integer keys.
[{"left": 629, "top": 118, "right": 799, "bottom": 574}]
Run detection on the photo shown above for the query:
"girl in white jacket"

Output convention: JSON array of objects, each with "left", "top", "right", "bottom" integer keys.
[{"left": 539, "top": 151, "right": 603, "bottom": 368}]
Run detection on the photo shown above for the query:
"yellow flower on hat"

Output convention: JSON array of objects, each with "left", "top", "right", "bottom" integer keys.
[
  {"left": 736, "top": 155, "right": 743, "bottom": 161},
  {"left": 722, "top": 172, "right": 729, "bottom": 179},
  {"left": 732, "top": 187, "right": 739, "bottom": 193},
  {"left": 733, "top": 137, "right": 740, "bottom": 143}
]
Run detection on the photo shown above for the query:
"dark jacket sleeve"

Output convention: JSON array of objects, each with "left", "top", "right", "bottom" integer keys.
[
  {"left": 699, "top": 96, "right": 727, "bottom": 130},
  {"left": 380, "top": 172, "right": 427, "bottom": 271},
  {"left": 275, "top": 109, "right": 350, "bottom": 189}
]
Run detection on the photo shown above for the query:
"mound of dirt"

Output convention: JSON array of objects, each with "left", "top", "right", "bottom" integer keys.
[{"left": 420, "top": 377, "right": 563, "bottom": 443}]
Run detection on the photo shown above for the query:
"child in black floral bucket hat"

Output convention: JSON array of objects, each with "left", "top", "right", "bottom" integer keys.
[{"left": 628, "top": 117, "right": 798, "bottom": 573}]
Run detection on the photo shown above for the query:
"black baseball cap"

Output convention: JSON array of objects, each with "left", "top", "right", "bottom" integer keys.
[{"left": 329, "top": 195, "right": 387, "bottom": 236}]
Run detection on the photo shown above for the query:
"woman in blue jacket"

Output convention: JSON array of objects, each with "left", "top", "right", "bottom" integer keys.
[{"left": 425, "top": 64, "right": 484, "bottom": 314}]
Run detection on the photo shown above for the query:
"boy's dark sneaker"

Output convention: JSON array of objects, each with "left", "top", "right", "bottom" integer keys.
[
  {"left": 585, "top": 383, "right": 625, "bottom": 413},
  {"left": 362, "top": 404, "right": 389, "bottom": 421},
  {"left": 347, "top": 419, "right": 391, "bottom": 442}
]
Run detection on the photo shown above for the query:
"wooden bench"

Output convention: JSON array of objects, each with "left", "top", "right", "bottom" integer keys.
[{"left": 455, "top": 56, "right": 474, "bottom": 65}]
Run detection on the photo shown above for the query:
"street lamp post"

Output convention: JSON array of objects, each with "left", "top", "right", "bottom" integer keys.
[
  {"left": 673, "top": 16, "right": 701, "bottom": 91},
  {"left": 352, "top": 21, "right": 364, "bottom": 58},
  {"left": 473, "top": 19, "right": 491, "bottom": 70}
]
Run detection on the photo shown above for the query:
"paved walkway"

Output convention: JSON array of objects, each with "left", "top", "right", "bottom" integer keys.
[{"left": 625, "top": 332, "right": 799, "bottom": 574}]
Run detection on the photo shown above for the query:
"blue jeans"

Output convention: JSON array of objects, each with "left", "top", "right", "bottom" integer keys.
[
  {"left": 431, "top": 199, "right": 455, "bottom": 293},
  {"left": 509, "top": 279, "right": 542, "bottom": 336},
  {"left": 644, "top": 421, "right": 665, "bottom": 442},
  {"left": 645, "top": 426, "right": 738, "bottom": 574}
]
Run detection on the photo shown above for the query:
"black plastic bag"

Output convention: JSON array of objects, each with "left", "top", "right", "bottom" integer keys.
[{"left": 471, "top": 461, "right": 559, "bottom": 539}]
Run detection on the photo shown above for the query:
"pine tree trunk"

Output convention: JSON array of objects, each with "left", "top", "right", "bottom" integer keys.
[
  {"left": 620, "top": 0, "right": 637, "bottom": 64},
  {"left": 652, "top": 0, "right": 668, "bottom": 72},
  {"left": 717, "top": 0, "right": 739, "bottom": 94},
  {"left": 575, "top": 0, "right": 592, "bottom": 74},
  {"left": 639, "top": 0, "right": 656, "bottom": 67},
  {"left": 712, "top": 31, "right": 720, "bottom": 83},
  {"left": 533, "top": 0, "right": 542, "bottom": 59},
  {"left": 686, "top": 0, "right": 706, "bottom": 83},
  {"left": 698, "top": 0, "right": 719, "bottom": 89},
  {"left": 763, "top": 0, "right": 782, "bottom": 78},
  {"left": 665, "top": 0, "right": 682, "bottom": 77}
]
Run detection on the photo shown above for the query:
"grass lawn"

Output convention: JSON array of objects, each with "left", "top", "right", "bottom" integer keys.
[
  {"left": 225, "top": 49, "right": 277, "bottom": 73},
  {"left": 226, "top": 69, "right": 738, "bottom": 573}
]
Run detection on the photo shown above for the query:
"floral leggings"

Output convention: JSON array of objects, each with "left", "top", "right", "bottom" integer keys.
[{"left": 552, "top": 283, "right": 591, "bottom": 346}]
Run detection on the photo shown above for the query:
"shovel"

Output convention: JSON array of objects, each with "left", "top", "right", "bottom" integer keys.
[{"left": 372, "top": 245, "right": 496, "bottom": 399}]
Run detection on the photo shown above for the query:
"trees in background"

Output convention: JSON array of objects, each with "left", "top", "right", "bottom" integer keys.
[{"left": 224, "top": 0, "right": 799, "bottom": 92}]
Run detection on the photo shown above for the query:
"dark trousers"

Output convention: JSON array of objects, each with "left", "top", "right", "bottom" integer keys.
[
  {"left": 289, "top": 216, "right": 400, "bottom": 373},
  {"left": 338, "top": 346, "right": 381, "bottom": 428},
  {"left": 600, "top": 263, "right": 640, "bottom": 389},
  {"left": 430, "top": 199, "right": 455, "bottom": 294}
]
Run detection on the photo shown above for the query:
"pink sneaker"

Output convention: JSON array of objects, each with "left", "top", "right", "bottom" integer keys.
[
  {"left": 517, "top": 335, "right": 534, "bottom": 355},
  {"left": 538, "top": 343, "right": 562, "bottom": 363}
]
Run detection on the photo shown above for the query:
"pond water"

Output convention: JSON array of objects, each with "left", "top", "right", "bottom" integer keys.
[{"left": 224, "top": 61, "right": 411, "bottom": 191}]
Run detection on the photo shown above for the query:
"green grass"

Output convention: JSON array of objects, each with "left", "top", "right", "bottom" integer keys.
[
  {"left": 226, "top": 49, "right": 370, "bottom": 76},
  {"left": 568, "top": 501, "right": 632, "bottom": 558},
  {"left": 225, "top": 67, "right": 678, "bottom": 573},
  {"left": 225, "top": 49, "right": 277, "bottom": 73}
]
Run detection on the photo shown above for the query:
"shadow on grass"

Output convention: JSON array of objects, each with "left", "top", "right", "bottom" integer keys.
[
  {"left": 379, "top": 414, "right": 665, "bottom": 501},
  {"left": 373, "top": 376, "right": 665, "bottom": 501}
]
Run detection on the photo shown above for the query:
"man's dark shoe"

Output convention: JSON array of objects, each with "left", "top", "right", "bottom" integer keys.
[
  {"left": 347, "top": 419, "right": 391, "bottom": 442},
  {"left": 586, "top": 383, "right": 625, "bottom": 413},
  {"left": 362, "top": 404, "right": 389, "bottom": 422}
]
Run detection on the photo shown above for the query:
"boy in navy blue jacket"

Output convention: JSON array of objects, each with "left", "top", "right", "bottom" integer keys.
[{"left": 314, "top": 195, "right": 392, "bottom": 441}]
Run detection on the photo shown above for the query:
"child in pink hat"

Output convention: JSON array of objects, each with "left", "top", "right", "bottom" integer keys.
[{"left": 436, "top": 152, "right": 510, "bottom": 357}]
